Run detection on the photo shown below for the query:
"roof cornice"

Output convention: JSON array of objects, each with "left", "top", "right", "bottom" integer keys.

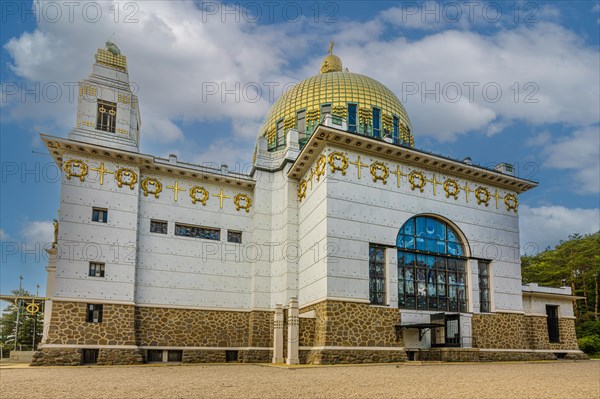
[
  {"left": 41, "top": 134, "right": 255, "bottom": 189},
  {"left": 287, "top": 125, "right": 538, "bottom": 194}
]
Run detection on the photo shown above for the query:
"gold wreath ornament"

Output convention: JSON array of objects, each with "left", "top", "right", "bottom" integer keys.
[
  {"left": 370, "top": 161, "right": 389, "bottom": 184},
  {"left": 328, "top": 152, "right": 349, "bottom": 175},
  {"left": 190, "top": 186, "right": 209, "bottom": 205},
  {"left": 408, "top": 170, "right": 426, "bottom": 192},
  {"left": 315, "top": 155, "right": 326, "bottom": 181},
  {"left": 504, "top": 193, "right": 518, "bottom": 212},
  {"left": 63, "top": 159, "right": 88, "bottom": 182},
  {"left": 115, "top": 168, "right": 138, "bottom": 190},
  {"left": 443, "top": 179, "right": 460, "bottom": 199},
  {"left": 475, "top": 186, "right": 491, "bottom": 206},
  {"left": 298, "top": 180, "right": 308, "bottom": 201},
  {"left": 234, "top": 193, "right": 252, "bottom": 212},
  {"left": 141, "top": 178, "right": 163, "bottom": 198},
  {"left": 25, "top": 301, "right": 40, "bottom": 315}
]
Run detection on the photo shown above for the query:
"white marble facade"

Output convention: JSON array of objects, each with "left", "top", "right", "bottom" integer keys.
[{"left": 42, "top": 45, "right": 554, "bottom": 352}]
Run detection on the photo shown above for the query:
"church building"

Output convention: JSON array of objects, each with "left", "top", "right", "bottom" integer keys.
[{"left": 32, "top": 43, "right": 585, "bottom": 365}]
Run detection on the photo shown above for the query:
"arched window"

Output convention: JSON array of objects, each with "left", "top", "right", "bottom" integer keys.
[{"left": 397, "top": 216, "right": 467, "bottom": 312}]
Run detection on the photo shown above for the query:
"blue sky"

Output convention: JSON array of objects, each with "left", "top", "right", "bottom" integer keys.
[{"left": 1, "top": 1, "right": 599, "bottom": 295}]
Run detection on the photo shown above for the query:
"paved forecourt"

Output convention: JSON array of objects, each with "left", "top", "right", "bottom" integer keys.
[{"left": 1, "top": 361, "right": 598, "bottom": 399}]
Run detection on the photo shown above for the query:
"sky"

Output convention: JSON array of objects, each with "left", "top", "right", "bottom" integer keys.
[{"left": 1, "top": 0, "right": 599, "bottom": 295}]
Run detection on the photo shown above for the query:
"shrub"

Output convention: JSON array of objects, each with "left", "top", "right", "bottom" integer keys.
[{"left": 578, "top": 335, "right": 600, "bottom": 355}]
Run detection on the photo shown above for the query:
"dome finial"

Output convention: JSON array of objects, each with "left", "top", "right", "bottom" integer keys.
[{"left": 320, "top": 40, "right": 342, "bottom": 74}]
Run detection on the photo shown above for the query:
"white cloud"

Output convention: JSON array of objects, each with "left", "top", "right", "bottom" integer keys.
[
  {"left": 20, "top": 220, "right": 54, "bottom": 246},
  {"left": 526, "top": 131, "right": 551, "bottom": 147},
  {"left": 519, "top": 205, "right": 600, "bottom": 254},
  {"left": 2, "top": 2, "right": 599, "bottom": 152},
  {"left": 542, "top": 125, "right": 600, "bottom": 194},
  {"left": 334, "top": 24, "right": 600, "bottom": 141},
  {"left": 0, "top": 229, "right": 10, "bottom": 241}
]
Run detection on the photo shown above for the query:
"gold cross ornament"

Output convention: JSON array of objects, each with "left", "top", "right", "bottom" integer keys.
[
  {"left": 350, "top": 156, "right": 368, "bottom": 179},
  {"left": 90, "top": 162, "right": 113, "bottom": 185},
  {"left": 462, "top": 181, "right": 474, "bottom": 202},
  {"left": 392, "top": 165, "right": 405, "bottom": 188},
  {"left": 167, "top": 181, "right": 186, "bottom": 202},
  {"left": 213, "top": 188, "right": 231, "bottom": 209},
  {"left": 492, "top": 189, "right": 501, "bottom": 209},
  {"left": 426, "top": 173, "right": 442, "bottom": 195}
]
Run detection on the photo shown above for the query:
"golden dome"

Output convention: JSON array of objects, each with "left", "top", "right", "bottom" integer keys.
[{"left": 261, "top": 45, "right": 414, "bottom": 150}]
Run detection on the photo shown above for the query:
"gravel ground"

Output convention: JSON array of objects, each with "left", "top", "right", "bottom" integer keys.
[{"left": 1, "top": 361, "right": 599, "bottom": 399}]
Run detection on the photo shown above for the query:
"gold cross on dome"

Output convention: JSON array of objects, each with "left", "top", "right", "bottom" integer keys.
[
  {"left": 426, "top": 173, "right": 442, "bottom": 195},
  {"left": 90, "top": 162, "right": 113, "bottom": 185},
  {"left": 392, "top": 165, "right": 405, "bottom": 188},
  {"left": 462, "top": 181, "right": 474, "bottom": 203},
  {"left": 167, "top": 181, "right": 186, "bottom": 202},
  {"left": 492, "top": 189, "right": 501, "bottom": 209},
  {"left": 350, "top": 156, "right": 368, "bottom": 179},
  {"left": 213, "top": 188, "right": 231, "bottom": 209}
]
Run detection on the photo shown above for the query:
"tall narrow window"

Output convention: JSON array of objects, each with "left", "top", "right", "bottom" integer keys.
[
  {"left": 546, "top": 305, "right": 560, "bottom": 343},
  {"left": 296, "top": 110, "right": 306, "bottom": 134},
  {"left": 348, "top": 104, "right": 357, "bottom": 132},
  {"left": 276, "top": 119, "right": 284, "bottom": 148},
  {"left": 478, "top": 261, "right": 491, "bottom": 313},
  {"left": 92, "top": 208, "right": 108, "bottom": 223},
  {"left": 369, "top": 244, "right": 386, "bottom": 305},
  {"left": 96, "top": 100, "right": 116, "bottom": 133},
  {"left": 86, "top": 304, "right": 103, "bottom": 323},
  {"left": 397, "top": 216, "right": 467, "bottom": 312},
  {"left": 321, "top": 104, "right": 332, "bottom": 121},
  {"left": 372, "top": 108, "right": 381, "bottom": 138},
  {"left": 392, "top": 116, "right": 399, "bottom": 143}
]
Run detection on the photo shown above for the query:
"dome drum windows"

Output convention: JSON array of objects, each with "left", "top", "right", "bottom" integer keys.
[{"left": 397, "top": 216, "right": 467, "bottom": 312}]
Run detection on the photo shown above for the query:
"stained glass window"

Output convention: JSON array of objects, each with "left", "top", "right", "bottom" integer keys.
[
  {"left": 175, "top": 223, "right": 220, "bottom": 241},
  {"left": 397, "top": 216, "right": 467, "bottom": 312}
]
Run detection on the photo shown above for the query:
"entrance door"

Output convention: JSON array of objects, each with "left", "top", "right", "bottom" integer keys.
[
  {"left": 430, "top": 314, "right": 461, "bottom": 347},
  {"left": 445, "top": 315, "right": 460, "bottom": 347}
]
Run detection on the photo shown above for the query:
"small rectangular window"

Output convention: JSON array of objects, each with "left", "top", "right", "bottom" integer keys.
[
  {"left": 96, "top": 100, "right": 117, "bottom": 133},
  {"left": 369, "top": 244, "right": 387, "bottom": 305},
  {"left": 86, "top": 304, "right": 103, "bottom": 323},
  {"left": 167, "top": 350, "right": 182, "bottom": 362},
  {"left": 348, "top": 104, "right": 357, "bottom": 133},
  {"left": 82, "top": 349, "right": 99, "bottom": 364},
  {"left": 226, "top": 350, "right": 239, "bottom": 362},
  {"left": 296, "top": 110, "right": 306, "bottom": 133},
  {"left": 150, "top": 220, "right": 168, "bottom": 234},
  {"left": 372, "top": 108, "right": 381, "bottom": 138},
  {"left": 546, "top": 305, "right": 560, "bottom": 343},
  {"left": 146, "top": 350, "right": 163, "bottom": 363},
  {"left": 175, "top": 223, "right": 220, "bottom": 241},
  {"left": 227, "top": 230, "right": 242, "bottom": 243},
  {"left": 89, "top": 262, "right": 105, "bottom": 277},
  {"left": 92, "top": 208, "right": 108, "bottom": 223},
  {"left": 478, "top": 261, "right": 490, "bottom": 313}
]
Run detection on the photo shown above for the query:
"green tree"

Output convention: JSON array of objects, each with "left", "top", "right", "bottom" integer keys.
[
  {"left": 0, "top": 289, "right": 44, "bottom": 357},
  {"left": 522, "top": 231, "right": 600, "bottom": 345}
]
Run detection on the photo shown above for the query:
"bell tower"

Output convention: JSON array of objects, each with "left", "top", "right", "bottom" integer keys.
[{"left": 69, "top": 41, "right": 141, "bottom": 152}]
